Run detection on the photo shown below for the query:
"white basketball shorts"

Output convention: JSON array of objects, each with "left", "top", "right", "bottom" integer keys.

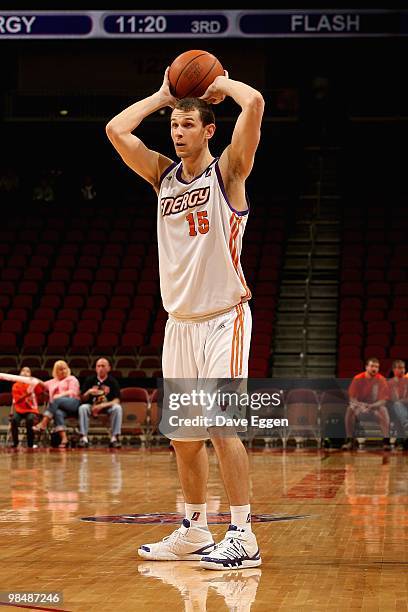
[
  {"left": 162, "top": 302, "right": 252, "bottom": 379},
  {"left": 160, "top": 303, "right": 252, "bottom": 441}
]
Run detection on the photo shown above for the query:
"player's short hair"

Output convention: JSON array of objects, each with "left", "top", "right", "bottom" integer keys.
[
  {"left": 173, "top": 98, "right": 215, "bottom": 126},
  {"left": 392, "top": 359, "right": 405, "bottom": 368},
  {"left": 365, "top": 357, "right": 379, "bottom": 366}
]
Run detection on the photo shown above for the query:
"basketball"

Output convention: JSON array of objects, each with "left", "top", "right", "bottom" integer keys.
[{"left": 168, "top": 50, "right": 224, "bottom": 99}]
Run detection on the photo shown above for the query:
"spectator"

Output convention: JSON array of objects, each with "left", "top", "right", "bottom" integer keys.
[
  {"left": 388, "top": 360, "right": 408, "bottom": 450},
  {"left": 0, "top": 167, "right": 20, "bottom": 204},
  {"left": 32, "top": 174, "right": 55, "bottom": 204},
  {"left": 33, "top": 360, "right": 81, "bottom": 449},
  {"left": 10, "top": 366, "right": 44, "bottom": 449},
  {"left": 80, "top": 174, "right": 97, "bottom": 201},
  {"left": 342, "top": 357, "right": 391, "bottom": 450},
  {"left": 78, "top": 357, "right": 122, "bottom": 448}
]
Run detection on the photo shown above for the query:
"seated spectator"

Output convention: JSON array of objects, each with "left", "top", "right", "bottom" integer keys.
[
  {"left": 10, "top": 366, "right": 44, "bottom": 449},
  {"left": 78, "top": 357, "right": 122, "bottom": 448},
  {"left": 33, "top": 360, "right": 81, "bottom": 449},
  {"left": 388, "top": 360, "right": 408, "bottom": 450},
  {"left": 32, "top": 174, "right": 55, "bottom": 204},
  {"left": 0, "top": 167, "right": 20, "bottom": 204},
  {"left": 80, "top": 174, "right": 96, "bottom": 201},
  {"left": 342, "top": 357, "right": 391, "bottom": 451}
]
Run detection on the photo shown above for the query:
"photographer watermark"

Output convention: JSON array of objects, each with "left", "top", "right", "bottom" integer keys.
[{"left": 158, "top": 378, "right": 289, "bottom": 438}]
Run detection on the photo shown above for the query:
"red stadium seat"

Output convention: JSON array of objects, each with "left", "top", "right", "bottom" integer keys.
[
  {"left": 137, "top": 280, "right": 158, "bottom": 295},
  {"left": 44, "top": 281, "right": 66, "bottom": 296},
  {"left": 39, "top": 295, "right": 61, "bottom": 309},
  {"left": 95, "top": 268, "right": 116, "bottom": 282},
  {"left": 8, "top": 309, "right": 28, "bottom": 322},
  {"left": 105, "top": 308, "right": 126, "bottom": 321},
  {"left": 72, "top": 269, "right": 93, "bottom": 282},
  {"left": 12, "top": 295, "right": 33, "bottom": 309},
  {"left": 82, "top": 309, "right": 103, "bottom": 321},
  {"left": 64, "top": 296, "right": 84, "bottom": 310},
  {"left": 46, "top": 332, "right": 71, "bottom": 354},
  {"left": 389, "top": 346, "right": 408, "bottom": 359},
  {"left": 28, "top": 320, "right": 51, "bottom": 333},
  {"left": 91, "top": 281, "right": 111, "bottom": 296},
  {"left": 86, "top": 296, "right": 108, "bottom": 309},
  {"left": 339, "top": 346, "right": 361, "bottom": 358},
  {"left": 82, "top": 244, "right": 103, "bottom": 256},
  {"left": 71, "top": 333, "right": 94, "bottom": 355},
  {"left": 94, "top": 333, "right": 119, "bottom": 353},
  {"left": 18, "top": 281, "right": 39, "bottom": 296},
  {"left": 53, "top": 320, "right": 75, "bottom": 334},
  {"left": 363, "top": 346, "right": 386, "bottom": 359},
  {"left": 366, "top": 334, "right": 390, "bottom": 347},
  {"left": 366, "top": 321, "right": 392, "bottom": 335},
  {"left": 339, "top": 333, "right": 362, "bottom": 346},
  {"left": 67, "top": 282, "right": 89, "bottom": 296},
  {"left": 1, "top": 320, "right": 23, "bottom": 334},
  {"left": 57, "top": 309, "right": 79, "bottom": 322},
  {"left": 51, "top": 268, "right": 71, "bottom": 282},
  {"left": 77, "top": 320, "right": 99, "bottom": 334},
  {"left": 23, "top": 267, "right": 44, "bottom": 281},
  {"left": 363, "top": 310, "right": 384, "bottom": 322},
  {"left": 121, "top": 387, "right": 150, "bottom": 435},
  {"left": 128, "top": 370, "right": 147, "bottom": 378},
  {"left": 366, "top": 297, "right": 388, "bottom": 310},
  {"left": 33, "top": 307, "right": 55, "bottom": 321},
  {"left": 102, "top": 320, "right": 123, "bottom": 334},
  {"left": 22, "top": 332, "right": 46, "bottom": 355}
]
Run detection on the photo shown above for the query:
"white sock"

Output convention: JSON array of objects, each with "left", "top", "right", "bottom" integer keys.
[
  {"left": 81, "top": 436, "right": 88, "bottom": 442},
  {"left": 230, "top": 504, "right": 252, "bottom": 531},
  {"left": 185, "top": 503, "right": 208, "bottom": 529}
]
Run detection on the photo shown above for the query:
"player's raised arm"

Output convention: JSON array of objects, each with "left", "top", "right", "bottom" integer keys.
[
  {"left": 106, "top": 68, "right": 177, "bottom": 192},
  {"left": 200, "top": 75, "right": 264, "bottom": 181}
]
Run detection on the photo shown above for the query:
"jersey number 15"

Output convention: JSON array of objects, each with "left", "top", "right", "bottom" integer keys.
[{"left": 185, "top": 211, "right": 209, "bottom": 236}]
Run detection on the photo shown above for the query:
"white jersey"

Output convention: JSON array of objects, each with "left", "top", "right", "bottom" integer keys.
[{"left": 157, "top": 158, "right": 251, "bottom": 321}]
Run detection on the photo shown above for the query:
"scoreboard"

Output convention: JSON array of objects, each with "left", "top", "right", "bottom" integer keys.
[{"left": 0, "top": 10, "right": 407, "bottom": 39}]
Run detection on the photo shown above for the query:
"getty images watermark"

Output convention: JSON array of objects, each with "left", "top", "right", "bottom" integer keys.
[{"left": 166, "top": 388, "right": 288, "bottom": 429}]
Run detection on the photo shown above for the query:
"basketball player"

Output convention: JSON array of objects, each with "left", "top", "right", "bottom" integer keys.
[{"left": 106, "top": 67, "right": 264, "bottom": 569}]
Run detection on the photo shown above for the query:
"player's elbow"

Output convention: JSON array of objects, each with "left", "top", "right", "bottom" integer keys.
[
  {"left": 105, "top": 121, "right": 119, "bottom": 143},
  {"left": 247, "top": 91, "right": 265, "bottom": 115}
]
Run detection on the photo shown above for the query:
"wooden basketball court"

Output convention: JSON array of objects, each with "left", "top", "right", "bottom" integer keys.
[{"left": 0, "top": 447, "right": 407, "bottom": 611}]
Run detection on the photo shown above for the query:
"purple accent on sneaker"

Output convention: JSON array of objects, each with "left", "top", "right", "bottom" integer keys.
[
  {"left": 201, "top": 547, "right": 261, "bottom": 567},
  {"left": 140, "top": 546, "right": 150, "bottom": 552},
  {"left": 192, "top": 542, "right": 216, "bottom": 555},
  {"left": 182, "top": 518, "right": 191, "bottom": 528},
  {"left": 228, "top": 524, "right": 239, "bottom": 531}
]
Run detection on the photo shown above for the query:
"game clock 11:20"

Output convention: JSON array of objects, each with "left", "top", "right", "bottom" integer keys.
[{"left": 103, "top": 13, "right": 228, "bottom": 36}]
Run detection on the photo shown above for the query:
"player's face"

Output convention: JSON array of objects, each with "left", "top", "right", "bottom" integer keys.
[
  {"left": 20, "top": 367, "right": 31, "bottom": 377},
  {"left": 170, "top": 109, "right": 211, "bottom": 157},
  {"left": 393, "top": 364, "right": 405, "bottom": 377},
  {"left": 366, "top": 361, "right": 379, "bottom": 376}
]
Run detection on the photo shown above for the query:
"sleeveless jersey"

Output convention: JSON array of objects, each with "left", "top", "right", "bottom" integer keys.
[{"left": 157, "top": 158, "right": 251, "bottom": 321}]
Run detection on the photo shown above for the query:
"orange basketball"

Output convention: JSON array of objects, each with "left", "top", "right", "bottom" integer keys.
[{"left": 168, "top": 50, "right": 224, "bottom": 99}]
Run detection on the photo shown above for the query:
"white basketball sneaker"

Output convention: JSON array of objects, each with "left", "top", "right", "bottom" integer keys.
[
  {"left": 200, "top": 525, "right": 261, "bottom": 570},
  {"left": 138, "top": 519, "right": 216, "bottom": 561}
]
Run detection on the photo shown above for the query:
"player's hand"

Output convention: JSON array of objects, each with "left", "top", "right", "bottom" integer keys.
[
  {"left": 200, "top": 73, "right": 228, "bottom": 105},
  {"left": 158, "top": 67, "right": 178, "bottom": 108}
]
